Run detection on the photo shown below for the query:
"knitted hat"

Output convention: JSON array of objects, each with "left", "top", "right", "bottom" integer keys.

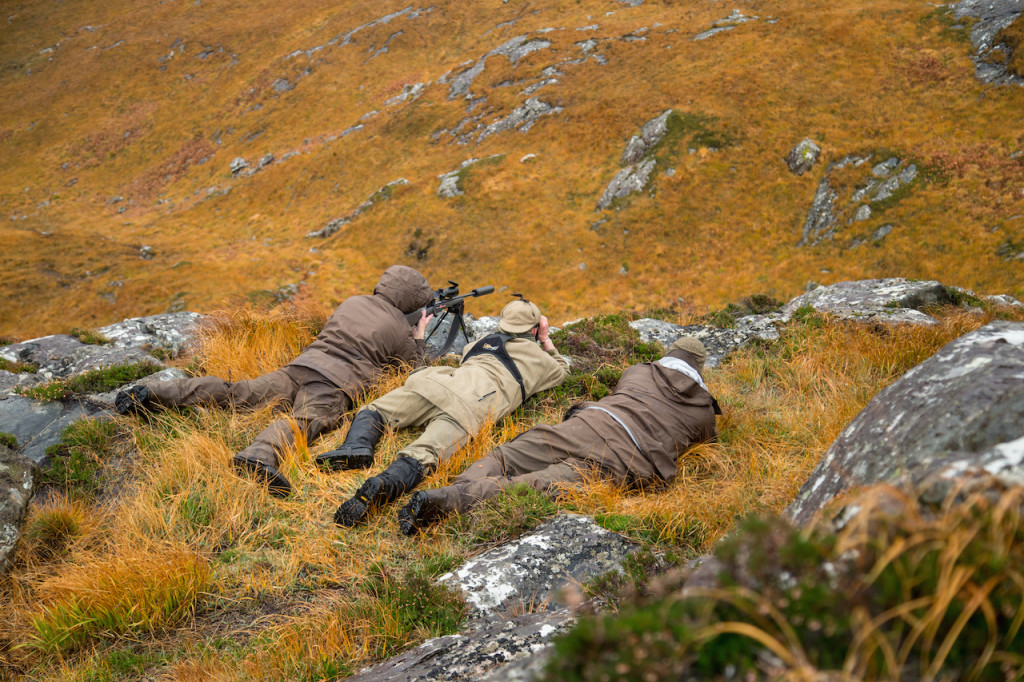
[
  {"left": 668, "top": 336, "right": 707, "bottom": 372},
  {"left": 499, "top": 299, "right": 542, "bottom": 334}
]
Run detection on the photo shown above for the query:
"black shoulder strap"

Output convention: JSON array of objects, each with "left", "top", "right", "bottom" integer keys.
[{"left": 463, "top": 334, "right": 527, "bottom": 404}]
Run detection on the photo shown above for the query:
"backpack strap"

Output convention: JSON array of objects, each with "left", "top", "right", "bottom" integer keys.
[{"left": 462, "top": 334, "right": 527, "bottom": 405}]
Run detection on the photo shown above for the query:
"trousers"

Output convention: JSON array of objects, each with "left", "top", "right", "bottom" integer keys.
[{"left": 145, "top": 365, "right": 351, "bottom": 468}]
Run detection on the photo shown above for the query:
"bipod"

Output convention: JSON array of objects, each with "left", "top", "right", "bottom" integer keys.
[{"left": 424, "top": 300, "right": 470, "bottom": 359}]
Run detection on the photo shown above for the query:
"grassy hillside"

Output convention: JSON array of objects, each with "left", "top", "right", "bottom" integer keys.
[
  {"left": 1, "top": 0, "right": 1022, "bottom": 338},
  {"left": 2, "top": 300, "right": 1022, "bottom": 679}
]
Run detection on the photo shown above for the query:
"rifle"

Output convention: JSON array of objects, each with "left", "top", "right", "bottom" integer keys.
[{"left": 407, "top": 282, "right": 495, "bottom": 358}]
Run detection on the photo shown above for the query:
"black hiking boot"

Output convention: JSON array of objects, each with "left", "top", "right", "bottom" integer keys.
[
  {"left": 334, "top": 456, "right": 424, "bottom": 527},
  {"left": 316, "top": 409, "right": 387, "bottom": 471},
  {"left": 232, "top": 456, "right": 293, "bottom": 498},
  {"left": 115, "top": 384, "right": 154, "bottom": 416},
  {"left": 397, "top": 490, "right": 450, "bottom": 536}
]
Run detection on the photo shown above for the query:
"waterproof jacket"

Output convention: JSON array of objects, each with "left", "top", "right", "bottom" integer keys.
[
  {"left": 289, "top": 266, "right": 433, "bottom": 398},
  {"left": 569, "top": 348, "right": 718, "bottom": 483},
  {"left": 401, "top": 336, "right": 569, "bottom": 433}
]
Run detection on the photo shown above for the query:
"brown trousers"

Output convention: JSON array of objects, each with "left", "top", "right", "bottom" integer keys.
[
  {"left": 365, "top": 386, "right": 470, "bottom": 469},
  {"left": 144, "top": 365, "right": 351, "bottom": 468},
  {"left": 423, "top": 419, "right": 608, "bottom": 515}
]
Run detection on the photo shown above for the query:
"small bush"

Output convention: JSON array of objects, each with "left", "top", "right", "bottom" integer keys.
[
  {"left": 543, "top": 488, "right": 1024, "bottom": 680},
  {"left": 22, "top": 496, "right": 94, "bottom": 562},
  {"left": 69, "top": 327, "right": 112, "bottom": 346},
  {"left": 701, "top": 293, "right": 784, "bottom": 328},
  {"left": 0, "top": 431, "right": 18, "bottom": 450},
  {"left": 552, "top": 314, "right": 662, "bottom": 373}
]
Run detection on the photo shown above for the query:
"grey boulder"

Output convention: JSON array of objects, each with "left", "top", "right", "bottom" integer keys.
[
  {"left": 0, "top": 442, "right": 38, "bottom": 575},
  {"left": 787, "top": 321, "right": 1024, "bottom": 525},
  {"left": 439, "top": 513, "right": 636, "bottom": 619}
]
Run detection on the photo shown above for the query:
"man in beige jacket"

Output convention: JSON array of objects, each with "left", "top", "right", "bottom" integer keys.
[
  {"left": 115, "top": 265, "right": 434, "bottom": 497},
  {"left": 321, "top": 295, "right": 569, "bottom": 527},
  {"left": 398, "top": 337, "right": 720, "bottom": 535}
]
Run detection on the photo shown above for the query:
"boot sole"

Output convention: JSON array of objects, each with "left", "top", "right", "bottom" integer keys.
[{"left": 315, "top": 449, "right": 375, "bottom": 472}]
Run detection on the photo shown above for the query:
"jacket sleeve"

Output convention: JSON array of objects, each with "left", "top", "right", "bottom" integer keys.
[
  {"left": 395, "top": 333, "right": 426, "bottom": 369},
  {"left": 529, "top": 346, "right": 569, "bottom": 396}
]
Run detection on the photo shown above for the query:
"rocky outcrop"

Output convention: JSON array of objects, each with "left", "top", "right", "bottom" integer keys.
[
  {"left": 629, "top": 319, "right": 756, "bottom": 369},
  {"left": 349, "top": 610, "right": 575, "bottom": 682},
  {"left": 693, "top": 9, "right": 760, "bottom": 41},
  {"left": 785, "top": 138, "right": 821, "bottom": 175},
  {"left": 440, "top": 513, "right": 636, "bottom": 618},
  {"left": 597, "top": 110, "right": 673, "bottom": 210},
  {"left": 306, "top": 179, "right": 409, "bottom": 238},
  {"left": 0, "top": 442, "right": 37, "bottom": 575},
  {"left": 780, "top": 277, "right": 951, "bottom": 325},
  {"left": 799, "top": 154, "right": 918, "bottom": 246},
  {"left": 953, "top": 0, "right": 1024, "bottom": 85},
  {"left": 787, "top": 320, "right": 1024, "bottom": 525},
  {"left": 352, "top": 514, "right": 634, "bottom": 681},
  {"left": 0, "top": 313, "right": 202, "bottom": 465}
]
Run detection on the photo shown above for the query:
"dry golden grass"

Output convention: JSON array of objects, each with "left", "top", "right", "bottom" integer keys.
[{"left": 0, "top": 0, "right": 1021, "bottom": 338}]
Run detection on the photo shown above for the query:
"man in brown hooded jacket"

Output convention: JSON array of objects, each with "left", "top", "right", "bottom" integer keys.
[
  {"left": 115, "top": 265, "right": 435, "bottom": 497},
  {"left": 320, "top": 295, "right": 569, "bottom": 527},
  {"left": 397, "top": 337, "right": 720, "bottom": 535}
]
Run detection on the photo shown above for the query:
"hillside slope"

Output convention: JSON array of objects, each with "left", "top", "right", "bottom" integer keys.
[{"left": 1, "top": 0, "right": 1022, "bottom": 337}]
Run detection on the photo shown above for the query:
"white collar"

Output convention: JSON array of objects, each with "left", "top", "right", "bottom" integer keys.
[{"left": 657, "top": 356, "right": 708, "bottom": 392}]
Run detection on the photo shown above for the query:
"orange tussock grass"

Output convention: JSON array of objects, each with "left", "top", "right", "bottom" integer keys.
[{"left": 20, "top": 546, "right": 210, "bottom": 656}]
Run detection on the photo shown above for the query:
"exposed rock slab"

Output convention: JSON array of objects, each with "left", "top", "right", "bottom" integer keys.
[
  {"left": 0, "top": 443, "right": 37, "bottom": 575},
  {"left": 439, "top": 513, "right": 636, "bottom": 619},
  {"left": 628, "top": 319, "right": 753, "bottom": 369},
  {"left": 780, "top": 278, "right": 951, "bottom": 325},
  {"left": 97, "top": 312, "right": 204, "bottom": 354},
  {"left": 348, "top": 610, "right": 574, "bottom": 682},
  {"left": 786, "top": 321, "right": 1024, "bottom": 525},
  {"left": 954, "top": 0, "right": 1024, "bottom": 85},
  {"left": 0, "top": 396, "right": 102, "bottom": 465},
  {"left": 785, "top": 138, "right": 821, "bottom": 175}
]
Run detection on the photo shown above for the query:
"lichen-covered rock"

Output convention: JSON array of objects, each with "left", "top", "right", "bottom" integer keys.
[
  {"left": 785, "top": 138, "right": 821, "bottom": 175},
  {"left": 97, "top": 312, "right": 203, "bottom": 354},
  {"left": 597, "top": 158, "right": 656, "bottom": 210},
  {"left": 0, "top": 442, "right": 37, "bottom": 575},
  {"left": 0, "top": 335, "right": 155, "bottom": 382},
  {"left": 348, "top": 609, "right": 574, "bottom": 682},
  {"left": 621, "top": 110, "right": 672, "bottom": 165},
  {"left": 799, "top": 175, "right": 839, "bottom": 245},
  {"left": 628, "top": 319, "right": 752, "bottom": 369},
  {"left": 468, "top": 316, "right": 501, "bottom": 341},
  {"left": 0, "top": 396, "right": 102, "bottom": 465},
  {"left": 440, "top": 513, "right": 636, "bottom": 619},
  {"left": 786, "top": 321, "right": 1024, "bottom": 525},
  {"left": 953, "top": 0, "right": 1024, "bottom": 85},
  {"left": 477, "top": 98, "right": 563, "bottom": 142},
  {"left": 780, "top": 278, "right": 952, "bottom": 325}
]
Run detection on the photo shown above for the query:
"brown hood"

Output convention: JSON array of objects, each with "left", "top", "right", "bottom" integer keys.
[{"left": 374, "top": 265, "right": 433, "bottom": 314}]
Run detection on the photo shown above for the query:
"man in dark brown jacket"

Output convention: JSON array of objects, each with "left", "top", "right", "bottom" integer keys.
[
  {"left": 397, "top": 337, "right": 720, "bottom": 534},
  {"left": 115, "top": 265, "right": 434, "bottom": 497}
]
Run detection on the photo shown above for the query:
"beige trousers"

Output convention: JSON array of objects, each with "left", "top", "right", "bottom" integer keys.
[{"left": 365, "top": 386, "right": 471, "bottom": 469}]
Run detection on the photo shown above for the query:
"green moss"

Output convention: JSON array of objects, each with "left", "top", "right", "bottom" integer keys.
[
  {"left": 41, "top": 418, "right": 121, "bottom": 499},
  {"left": 18, "top": 363, "right": 161, "bottom": 402},
  {"left": 0, "top": 357, "right": 39, "bottom": 373},
  {"left": 552, "top": 314, "right": 662, "bottom": 373},
  {"left": 0, "top": 431, "right": 19, "bottom": 449},
  {"left": 446, "top": 483, "right": 559, "bottom": 547}
]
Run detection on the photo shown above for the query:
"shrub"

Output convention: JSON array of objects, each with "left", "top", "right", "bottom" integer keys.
[
  {"left": 542, "top": 487, "right": 1024, "bottom": 680},
  {"left": 447, "top": 482, "right": 560, "bottom": 547}
]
